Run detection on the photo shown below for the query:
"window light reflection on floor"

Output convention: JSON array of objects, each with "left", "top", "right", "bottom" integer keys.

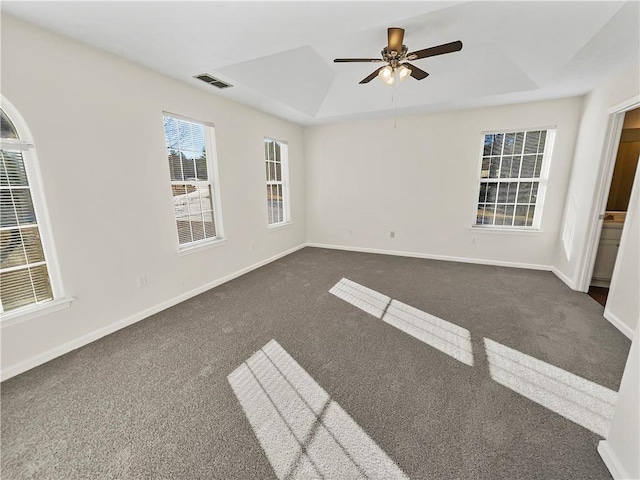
[
  {"left": 329, "top": 278, "right": 619, "bottom": 437},
  {"left": 329, "top": 277, "right": 391, "bottom": 319},
  {"left": 228, "top": 340, "right": 408, "bottom": 480},
  {"left": 384, "top": 299, "right": 474, "bottom": 366},
  {"left": 330, "top": 278, "right": 474, "bottom": 366},
  {"left": 484, "top": 338, "right": 617, "bottom": 436}
]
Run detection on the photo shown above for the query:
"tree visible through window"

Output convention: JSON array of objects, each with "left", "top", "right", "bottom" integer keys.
[
  {"left": 475, "top": 129, "right": 554, "bottom": 228},
  {"left": 265, "top": 138, "right": 290, "bottom": 225},
  {"left": 0, "top": 108, "right": 55, "bottom": 313},
  {"left": 163, "top": 114, "right": 222, "bottom": 247}
]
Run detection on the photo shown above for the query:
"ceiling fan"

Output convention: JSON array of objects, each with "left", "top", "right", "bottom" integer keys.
[{"left": 334, "top": 27, "right": 463, "bottom": 85}]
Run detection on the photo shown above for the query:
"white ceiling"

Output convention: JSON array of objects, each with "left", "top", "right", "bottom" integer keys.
[{"left": 3, "top": 1, "right": 639, "bottom": 126}]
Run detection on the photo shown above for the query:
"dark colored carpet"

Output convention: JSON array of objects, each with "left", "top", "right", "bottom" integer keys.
[
  {"left": 0, "top": 247, "right": 631, "bottom": 479},
  {"left": 588, "top": 286, "right": 610, "bottom": 307}
]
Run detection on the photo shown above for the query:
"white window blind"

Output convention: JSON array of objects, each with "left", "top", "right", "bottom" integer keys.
[
  {"left": 475, "top": 129, "right": 554, "bottom": 228},
  {"left": 1, "top": 109, "right": 54, "bottom": 313},
  {"left": 265, "top": 138, "right": 290, "bottom": 225},
  {"left": 163, "top": 114, "right": 222, "bottom": 248}
]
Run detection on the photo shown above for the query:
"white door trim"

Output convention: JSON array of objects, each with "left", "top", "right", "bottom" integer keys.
[{"left": 578, "top": 96, "right": 640, "bottom": 292}]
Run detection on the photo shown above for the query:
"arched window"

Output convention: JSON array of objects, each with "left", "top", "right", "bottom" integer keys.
[{"left": 1, "top": 100, "right": 66, "bottom": 320}]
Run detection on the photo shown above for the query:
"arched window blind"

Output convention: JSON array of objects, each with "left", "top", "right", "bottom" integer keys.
[{"left": 1, "top": 108, "right": 55, "bottom": 314}]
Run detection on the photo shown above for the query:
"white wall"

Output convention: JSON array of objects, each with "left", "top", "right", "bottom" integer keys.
[
  {"left": 598, "top": 322, "right": 640, "bottom": 479},
  {"left": 0, "top": 15, "right": 306, "bottom": 379},
  {"left": 305, "top": 98, "right": 583, "bottom": 268},
  {"left": 605, "top": 163, "right": 640, "bottom": 338},
  {"left": 552, "top": 62, "right": 640, "bottom": 338},
  {"left": 555, "top": 63, "right": 640, "bottom": 288}
]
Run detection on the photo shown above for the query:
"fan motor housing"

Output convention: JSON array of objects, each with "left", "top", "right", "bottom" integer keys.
[{"left": 381, "top": 45, "right": 408, "bottom": 63}]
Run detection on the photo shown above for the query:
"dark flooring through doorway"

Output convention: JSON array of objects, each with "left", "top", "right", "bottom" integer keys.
[
  {"left": 588, "top": 286, "right": 610, "bottom": 307},
  {"left": 0, "top": 247, "right": 631, "bottom": 479}
]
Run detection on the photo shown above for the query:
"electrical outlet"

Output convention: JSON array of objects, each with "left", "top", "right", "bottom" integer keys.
[
  {"left": 348, "top": 229, "right": 353, "bottom": 236},
  {"left": 251, "top": 241, "right": 255, "bottom": 250},
  {"left": 471, "top": 237, "right": 477, "bottom": 244},
  {"left": 137, "top": 275, "right": 147, "bottom": 288},
  {"left": 390, "top": 231, "right": 396, "bottom": 238}
]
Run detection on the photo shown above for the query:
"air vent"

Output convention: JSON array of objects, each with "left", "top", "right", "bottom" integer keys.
[{"left": 194, "top": 74, "right": 233, "bottom": 89}]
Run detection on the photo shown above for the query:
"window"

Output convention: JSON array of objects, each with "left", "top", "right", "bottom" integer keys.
[
  {"left": 264, "top": 138, "right": 290, "bottom": 226},
  {"left": 475, "top": 129, "right": 554, "bottom": 229},
  {"left": 163, "top": 114, "right": 223, "bottom": 249},
  {"left": 1, "top": 105, "right": 64, "bottom": 316}
]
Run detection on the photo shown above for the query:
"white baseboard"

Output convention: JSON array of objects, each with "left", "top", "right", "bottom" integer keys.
[
  {"left": 306, "top": 242, "right": 554, "bottom": 272},
  {"left": 590, "top": 278, "right": 612, "bottom": 288},
  {"left": 603, "top": 309, "right": 635, "bottom": 340},
  {"left": 598, "top": 440, "right": 634, "bottom": 480},
  {"left": 1, "top": 244, "right": 306, "bottom": 382},
  {"left": 551, "top": 266, "right": 578, "bottom": 290},
  {"left": 308, "top": 243, "right": 587, "bottom": 291}
]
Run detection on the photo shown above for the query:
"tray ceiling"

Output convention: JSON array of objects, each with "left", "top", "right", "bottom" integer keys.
[{"left": 2, "top": 1, "right": 638, "bottom": 126}]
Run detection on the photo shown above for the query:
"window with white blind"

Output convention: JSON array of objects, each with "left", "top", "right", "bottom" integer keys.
[
  {"left": 163, "top": 114, "right": 223, "bottom": 249},
  {"left": 474, "top": 128, "right": 554, "bottom": 229},
  {"left": 1, "top": 105, "right": 65, "bottom": 318},
  {"left": 265, "top": 138, "right": 290, "bottom": 226}
]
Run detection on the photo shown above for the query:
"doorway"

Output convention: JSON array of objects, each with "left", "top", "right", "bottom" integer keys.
[{"left": 588, "top": 107, "right": 640, "bottom": 306}]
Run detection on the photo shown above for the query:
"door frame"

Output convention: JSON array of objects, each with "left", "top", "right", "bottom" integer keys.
[{"left": 578, "top": 95, "right": 640, "bottom": 292}]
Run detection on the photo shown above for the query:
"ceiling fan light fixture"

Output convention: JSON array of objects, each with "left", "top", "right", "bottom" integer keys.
[
  {"left": 397, "top": 64, "right": 411, "bottom": 82},
  {"left": 378, "top": 65, "right": 393, "bottom": 80},
  {"left": 378, "top": 65, "right": 396, "bottom": 85},
  {"left": 383, "top": 75, "right": 396, "bottom": 86}
]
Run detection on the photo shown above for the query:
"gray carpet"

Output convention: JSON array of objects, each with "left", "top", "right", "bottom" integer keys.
[{"left": 0, "top": 247, "right": 631, "bottom": 479}]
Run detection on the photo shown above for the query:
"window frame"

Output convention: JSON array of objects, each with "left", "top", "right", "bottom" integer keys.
[
  {"left": 264, "top": 137, "right": 291, "bottom": 228},
  {"left": 162, "top": 112, "right": 225, "bottom": 253},
  {"left": 471, "top": 126, "right": 556, "bottom": 231},
  {"left": 1, "top": 98, "right": 70, "bottom": 325}
]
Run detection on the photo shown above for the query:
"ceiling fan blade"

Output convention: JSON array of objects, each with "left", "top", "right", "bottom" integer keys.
[
  {"left": 388, "top": 27, "right": 405, "bottom": 53},
  {"left": 359, "top": 67, "right": 385, "bottom": 84},
  {"left": 404, "top": 62, "right": 429, "bottom": 80},
  {"left": 334, "top": 58, "right": 383, "bottom": 63},
  {"left": 407, "top": 40, "right": 463, "bottom": 60}
]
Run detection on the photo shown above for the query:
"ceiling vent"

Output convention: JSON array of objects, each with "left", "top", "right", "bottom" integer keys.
[{"left": 194, "top": 74, "right": 233, "bottom": 89}]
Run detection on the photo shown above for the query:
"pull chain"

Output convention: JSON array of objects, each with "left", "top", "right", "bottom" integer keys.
[
  {"left": 393, "top": 82, "right": 398, "bottom": 129},
  {"left": 392, "top": 82, "right": 398, "bottom": 129}
]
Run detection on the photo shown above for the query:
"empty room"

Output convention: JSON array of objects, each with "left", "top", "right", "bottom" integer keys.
[{"left": 1, "top": 2, "right": 639, "bottom": 479}]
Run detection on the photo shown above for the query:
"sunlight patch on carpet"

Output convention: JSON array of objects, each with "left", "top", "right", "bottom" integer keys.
[
  {"left": 228, "top": 339, "right": 408, "bottom": 479},
  {"left": 329, "top": 278, "right": 618, "bottom": 436},
  {"left": 329, "top": 277, "right": 391, "bottom": 319},
  {"left": 330, "top": 278, "right": 473, "bottom": 366},
  {"left": 484, "top": 337, "right": 617, "bottom": 436}
]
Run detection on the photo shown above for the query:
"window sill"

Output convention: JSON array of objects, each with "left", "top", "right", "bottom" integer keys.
[
  {"left": 1, "top": 297, "right": 75, "bottom": 328},
  {"left": 268, "top": 221, "right": 293, "bottom": 231},
  {"left": 469, "top": 226, "right": 543, "bottom": 235},
  {"left": 178, "top": 238, "right": 228, "bottom": 256}
]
